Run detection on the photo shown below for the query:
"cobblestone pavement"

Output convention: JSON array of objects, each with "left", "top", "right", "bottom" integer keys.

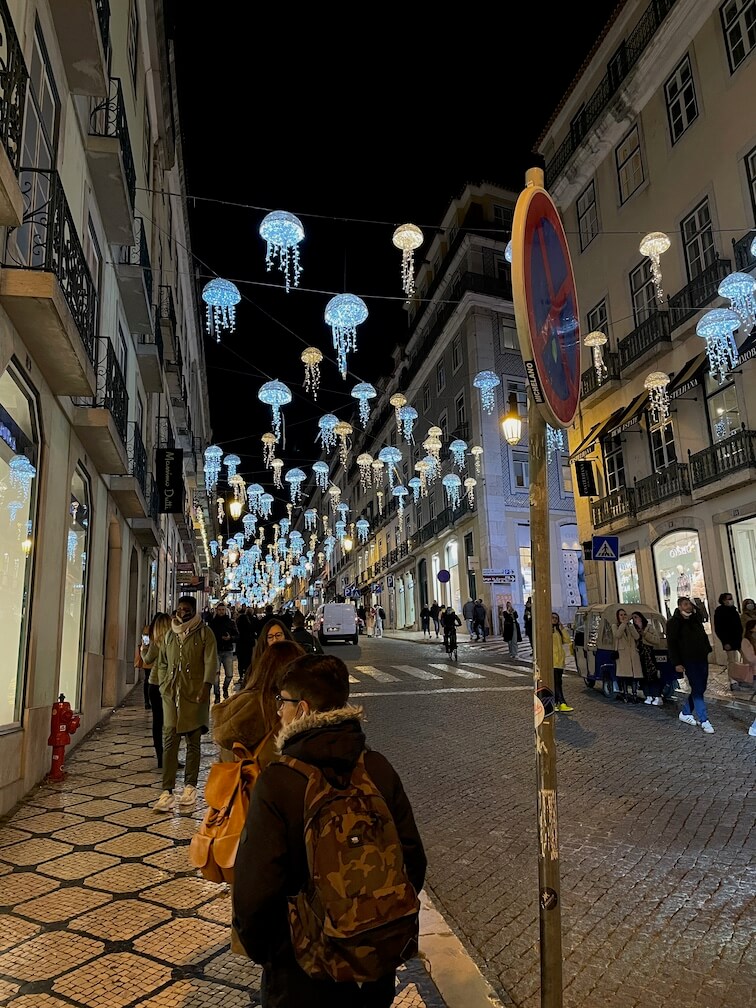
[
  {"left": 347, "top": 636, "right": 756, "bottom": 1008},
  {"left": 0, "top": 682, "right": 448, "bottom": 1008}
]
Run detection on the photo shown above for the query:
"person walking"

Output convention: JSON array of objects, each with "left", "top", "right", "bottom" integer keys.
[
  {"left": 290, "top": 611, "right": 324, "bottom": 654},
  {"left": 429, "top": 600, "right": 441, "bottom": 638},
  {"left": 140, "top": 612, "right": 172, "bottom": 767},
  {"left": 419, "top": 603, "right": 431, "bottom": 638},
  {"left": 612, "top": 607, "right": 643, "bottom": 702},
  {"left": 153, "top": 596, "right": 218, "bottom": 811},
  {"left": 462, "top": 598, "right": 475, "bottom": 639},
  {"left": 713, "top": 592, "right": 743, "bottom": 688},
  {"left": 247, "top": 618, "right": 296, "bottom": 682},
  {"left": 234, "top": 604, "right": 258, "bottom": 691},
  {"left": 472, "top": 598, "right": 487, "bottom": 642},
  {"left": 366, "top": 605, "right": 376, "bottom": 637},
  {"left": 209, "top": 602, "right": 239, "bottom": 702},
  {"left": 551, "top": 612, "right": 573, "bottom": 712},
  {"left": 136, "top": 623, "right": 151, "bottom": 709},
  {"left": 503, "top": 602, "right": 521, "bottom": 659},
  {"left": 523, "top": 598, "right": 533, "bottom": 653},
  {"left": 738, "top": 619, "right": 756, "bottom": 737},
  {"left": 668, "top": 596, "right": 714, "bottom": 733},
  {"left": 232, "top": 653, "right": 427, "bottom": 1006},
  {"left": 375, "top": 603, "right": 385, "bottom": 637}
]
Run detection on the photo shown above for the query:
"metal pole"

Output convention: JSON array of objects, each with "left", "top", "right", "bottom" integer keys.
[{"left": 529, "top": 397, "right": 563, "bottom": 1008}]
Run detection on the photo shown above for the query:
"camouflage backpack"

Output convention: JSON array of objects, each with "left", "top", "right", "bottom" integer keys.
[{"left": 279, "top": 751, "right": 420, "bottom": 983}]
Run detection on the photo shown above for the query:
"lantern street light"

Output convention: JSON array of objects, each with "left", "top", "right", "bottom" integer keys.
[
  {"left": 501, "top": 392, "right": 522, "bottom": 446},
  {"left": 342, "top": 535, "right": 354, "bottom": 553}
]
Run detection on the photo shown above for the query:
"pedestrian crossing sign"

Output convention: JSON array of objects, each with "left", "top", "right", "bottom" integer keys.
[{"left": 592, "top": 535, "right": 619, "bottom": 562}]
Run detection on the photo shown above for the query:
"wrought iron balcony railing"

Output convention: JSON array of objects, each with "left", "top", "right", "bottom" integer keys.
[
  {"left": 93, "top": 337, "right": 128, "bottom": 443},
  {"left": 666, "top": 259, "right": 730, "bottom": 333},
  {"left": 581, "top": 351, "right": 620, "bottom": 398},
  {"left": 159, "top": 284, "right": 176, "bottom": 326},
  {"left": 634, "top": 461, "right": 690, "bottom": 511},
  {"left": 733, "top": 231, "right": 756, "bottom": 273},
  {"left": 127, "top": 421, "right": 147, "bottom": 497},
  {"left": 88, "top": 77, "right": 136, "bottom": 213},
  {"left": 117, "top": 215, "right": 153, "bottom": 306},
  {"left": 591, "top": 486, "right": 636, "bottom": 529},
  {"left": 688, "top": 430, "right": 756, "bottom": 488},
  {"left": 139, "top": 312, "right": 164, "bottom": 364},
  {"left": 0, "top": 0, "right": 28, "bottom": 173},
  {"left": 4, "top": 168, "right": 97, "bottom": 365},
  {"left": 417, "top": 495, "right": 474, "bottom": 545},
  {"left": 618, "top": 310, "right": 671, "bottom": 369},
  {"left": 95, "top": 0, "right": 111, "bottom": 54},
  {"left": 157, "top": 415, "right": 176, "bottom": 450}
]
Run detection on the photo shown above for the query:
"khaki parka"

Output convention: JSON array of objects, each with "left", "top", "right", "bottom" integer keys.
[{"left": 156, "top": 624, "right": 218, "bottom": 734}]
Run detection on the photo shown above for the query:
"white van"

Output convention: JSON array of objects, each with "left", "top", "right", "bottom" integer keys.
[{"left": 314, "top": 603, "right": 358, "bottom": 645}]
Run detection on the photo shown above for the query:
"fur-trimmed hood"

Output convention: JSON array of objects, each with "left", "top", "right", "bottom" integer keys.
[
  {"left": 274, "top": 705, "right": 366, "bottom": 779},
  {"left": 275, "top": 703, "right": 364, "bottom": 750}
]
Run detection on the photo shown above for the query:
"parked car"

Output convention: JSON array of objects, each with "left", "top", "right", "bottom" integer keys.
[
  {"left": 572, "top": 602, "right": 674, "bottom": 699},
  {"left": 313, "top": 603, "right": 359, "bottom": 645}
]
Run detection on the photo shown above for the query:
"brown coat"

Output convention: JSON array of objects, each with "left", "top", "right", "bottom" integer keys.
[{"left": 612, "top": 620, "right": 643, "bottom": 679}]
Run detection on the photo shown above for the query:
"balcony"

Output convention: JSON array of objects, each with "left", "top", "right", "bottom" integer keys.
[
  {"left": 115, "top": 216, "right": 153, "bottom": 333},
  {"left": 110, "top": 422, "right": 149, "bottom": 518},
  {"left": 0, "top": 169, "right": 97, "bottom": 395},
  {"left": 50, "top": 0, "right": 109, "bottom": 97},
  {"left": 136, "top": 313, "right": 164, "bottom": 394},
  {"left": 581, "top": 351, "right": 620, "bottom": 401},
  {"left": 667, "top": 259, "right": 730, "bottom": 334},
  {"left": 617, "top": 310, "right": 671, "bottom": 372},
  {"left": 634, "top": 461, "right": 691, "bottom": 517},
  {"left": 417, "top": 496, "right": 474, "bottom": 546},
  {"left": 158, "top": 285, "right": 178, "bottom": 358},
  {"left": 86, "top": 77, "right": 136, "bottom": 244},
  {"left": 0, "top": 0, "right": 27, "bottom": 226},
  {"left": 591, "top": 487, "right": 636, "bottom": 531},
  {"left": 732, "top": 231, "right": 756, "bottom": 273},
  {"left": 688, "top": 430, "right": 756, "bottom": 500},
  {"left": 72, "top": 338, "right": 129, "bottom": 474},
  {"left": 131, "top": 475, "right": 161, "bottom": 547}
]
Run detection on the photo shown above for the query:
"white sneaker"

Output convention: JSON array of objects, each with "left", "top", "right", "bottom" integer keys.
[
  {"left": 652, "top": 697, "right": 663, "bottom": 706},
  {"left": 178, "top": 785, "right": 197, "bottom": 807},
  {"left": 152, "top": 790, "right": 175, "bottom": 812},
  {"left": 644, "top": 696, "right": 654, "bottom": 705},
  {"left": 678, "top": 712, "right": 697, "bottom": 726},
  {"left": 700, "top": 720, "right": 714, "bottom": 734},
  {"left": 749, "top": 722, "right": 756, "bottom": 737}
]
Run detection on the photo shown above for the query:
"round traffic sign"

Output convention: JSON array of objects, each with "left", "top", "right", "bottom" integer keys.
[
  {"left": 437, "top": 569, "right": 450, "bottom": 583},
  {"left": 511, "top": 175, "right": 581, "bottom": 428}
]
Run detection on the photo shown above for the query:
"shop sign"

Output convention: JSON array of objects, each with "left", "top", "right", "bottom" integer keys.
[{"left": 156, "top": 448, "right": 184, "bottom": 513}]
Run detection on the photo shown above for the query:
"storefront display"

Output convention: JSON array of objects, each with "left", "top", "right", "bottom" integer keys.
[
  {"left": 616, "top": 554, "right": 641, "bottom": 605},
  {"left": 728, "top": 516, "right": 756, "bottom": 603},
  {"left": 653, "top": 530, "right": 709, "bottom": 626}
]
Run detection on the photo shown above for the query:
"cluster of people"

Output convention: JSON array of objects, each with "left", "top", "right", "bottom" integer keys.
[{"left": 357, "top": 603, "right": 385, "bottom": 637}]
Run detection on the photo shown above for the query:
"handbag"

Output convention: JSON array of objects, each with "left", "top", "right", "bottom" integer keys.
[{"left": 731, "top": 662, "right": 754, "bottom": 684}]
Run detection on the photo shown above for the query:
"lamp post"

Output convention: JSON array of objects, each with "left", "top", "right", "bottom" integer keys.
[{"left": 502, "top": 392, "right": 523, "bottom": 446}]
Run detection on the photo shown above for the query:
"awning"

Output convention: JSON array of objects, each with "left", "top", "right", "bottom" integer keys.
[
  {"left": 569, "top": 420, "right": 607, "bottom": 460},
  {"left": 669, "top": 352, "right": 707, "bottom": 400},
  {"left": 604, "top": 390, "right": 649, "bottom": 438},
  {"left": 737, "top": 327, "right": 756, "bottom": 366}
]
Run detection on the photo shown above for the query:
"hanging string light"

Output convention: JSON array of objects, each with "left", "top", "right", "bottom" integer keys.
[
  {"left": 408, "top": 476, "right": 422, "bottom": 503},
  {"left": 448, "top": 439, "right": 468, "bottom": 471},
  {"left": 247, "top": 483, "right": 264, "bottom": 515},
  {"left": 259, "top": 493, "right": 274, "bottom": 519},
  {"left": 464, "top": 477, "right": 477, "bottom": 507},
  {"left": 217, "top": 498, "right": 225, "bottom": 522},
  {"left": 312, "top": 461, "right": 329, "bottom": 492},
  {"left": 718, "top": 271, "right": 756, "bottom": 331},
  {"left": 271, "top": 458, "right": 284, "bottom": 489},
  {"left": 505, "top": 240, "right": 512, "bottom": 263},
  {"left": 334, "top": 421, "right": 353, "bottom": 466},
  {"left": 209, "top": 539, "right": 219, "bottom": 558},
  {"left": 392, "top": 223, "right": 423, "bottom": 297},
  {"left": 371, "top": 459, "right": 385, "bottom": 492},
  {"left": 472, "top": 370, "right": 501, "bottom": 414},
  {"left": 259, "top": 210, "right": 304, "bottom": 292},
  {"left": 389, "top": 393, "right": 407, "bottom": 428},
  {"left": 546, "top": 426, "right": 564, "bottom": 462},
  {"left": 351, "top": 382, "right": 377, "bottom": 426},
  {"left": 415, "top": 459, "right": 430, "bottom": 496},
  {"left": 224, "top": 453, "right": 241, "bottom": 480},
  {"left": 397, "top": 405, "right": 418, "bottom": 443},
  {"left": 261, "top": 433, "right": 276, "bottom": 468},
  {"left": 442, "top": 473, "right": 462, "bottom": 509},
  {"left": 584, "top": 330, "right": 608, "bottom": 384},
  {"left": 357, "top": 452, "right": 373, "bottom": 491},
  {"left": 204, "top": 445, "right": 223, "bottom": 495},
  {"left": 305, "top": 508, "right": 318, "bottom": 532},
  {"left": 378, "top": 446, "right": 402, "bottom": 488},
  {"left": 242, "top": 514, "right": 256, "bottom": 541},
  {"left": 327, "top": 485, "right": 342, "bottom": 512},
  {"left": 470, "top": 445, "right": 483, "bottom": 476},
  {"left": 643, "top": 371, "right": 671, "bottom": 424},
  {"left": 324, "top": 293, "right": 368, "bottom": 378},
  {"left": 258, "top": 379, "right": 292, "bottom": 441},
  {"left": 285, "top": 467, "right": 306, "bottom": 504},
  {"left": 8, "top": 455, "right": 36, "bottom": 502},
  {"left": 229, "top": 473, "right": 246, "bottom": 508},
  {"left": 202, "top": 278, "right": 241, "bottom": 341},
  {"left": 301, "top": 347, "right": 323, "bottom": 398},
  {"left": 356, "top": 517, "right": 370, "bottom": 544},
  {"left": 638, "top": 232, "right": 671, "bottom": 303},
  {"left": 696, "top": 308, "right": 740, "bottom": 383},
  {"left": 392, "top": 485, "right": 409, "bottom": 530},
  {"left": 422, "top": 430, "right": 442, "bottom": 472},
  {"left": 317, "top": 413, "right": 339, "bottom": 452}
]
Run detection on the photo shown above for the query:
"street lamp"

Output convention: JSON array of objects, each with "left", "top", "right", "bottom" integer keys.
[
  {"left": 502, "top": 392, "right": 522, "bottom": 446},
  {"left": 343, "top": 535, "right": 354, "bottom": 553},
  {"left": 228, "top": 498, "right": 243, "bottom": 520}
]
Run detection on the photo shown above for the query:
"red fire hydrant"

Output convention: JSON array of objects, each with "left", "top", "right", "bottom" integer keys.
[{"left": 47, "top": 694, "right": 81, "bottom": 782}]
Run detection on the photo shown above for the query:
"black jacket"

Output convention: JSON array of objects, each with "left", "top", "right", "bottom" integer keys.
[
  {"left": 713, "top": 604, "right": 742, "bottom": 650},
  {"left": 666, "top": 609, "right": 712, "bottom": 667},
  {"left": 290, "top": 626, "right": 324, "bottom": 654},
  {"left": 208, "top": 614, "right": 238, "bottom": 652},
  {"left": 233, "top": 708, "right": 427, "bottom": 1007}
]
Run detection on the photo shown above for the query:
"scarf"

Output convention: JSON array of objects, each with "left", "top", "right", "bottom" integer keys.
[{"left": 171, "top": 612, "right": 203, "bottom": 639}]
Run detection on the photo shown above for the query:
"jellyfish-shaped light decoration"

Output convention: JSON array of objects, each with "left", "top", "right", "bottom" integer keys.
[
  {"left": 321, "top": 513, "right": 331, "bottom": 535},
  {"left": 209, "top": 539, "right": 219, "bottom": 558},
  {"left": 247, "top": 483, "right": 264, "bottom": 514},
  {"left": 8, "top": 455, "right": 36, "bottom": 502},
  {"left": 448, "top": 439, "right": 468, "bottom": 471},
  {"left": 334, "top": 421, "right": 353, "bottom": 466},
  {"left": 356, "top": 452, "right": 373, "bottom": 491},
  {"left": 285, "top": 467, "right": 306, "bottom": 505},
  {"left": 261, "top": 433, "right": 276, "bottom": 468},
  {"left": 389, "top": 393, "right": 407, "bottom": 427},
  {"left": 224, "top": 453, "right": 241, "bottom": 479},
  {"left": 442, "top": 472, "right": 462, "bottom": 509},
  {"left": 229, "top": 473, "right": 246, "bottom": 510},
  {"left": 259, "top": 493, "right": 274, "bottom": 520},
  {"left": 234, "top": 532, "right": 245, "bottom": 550},
  {"left": 202, "top": 278, "right": 241, "bottom": 341},
  {"left": 351, "top": 382, "right": 377, "bottom": 426},
  {"left": 327, "top": 485, "right": 342, "bottom": 512},
  {"left": 422, "top": 435, "right": 442, "bottom": 472},
  {"left": 301, "top": 347, "right": 323, "bottom": 398},
  {"left": 242, "top": 514, "right": 256, "bottom": 541},
  {"left": 470, "top": 444, "right": 483, "bottom": 476},
  {"left": 304, "top": 508, "right": 318, "bottom": 532},
  {"left": 376, "top": 489, "right": 384, "bottom": 516},
  {"left": 415, "top": 459, "right": 430, "bottom": 495},
  {"left": 718, "top": 271, "right": 756, "bottom": 331},
  {"left": 370, "top": 459, "right": 385, "bottom": 489},
  {"left": 334, "top": 520, "right": 347, "bottom": 542},
  {"left": 217, "top": 498, "right": 225, "bottom": 522},
  {"left": 473, "top": 370, "right": 501, "bottom": 414},
  {"left": 422, "top": 452, "right": 440, "bottom": 484},
  {"left": 258, "top": 379, "right": 292, "bottom": 442},
  {"left": 505, "top": 240, "right": 512, "bottom": 264},
  {"left": 408, "top": 476, "right": 422, "bottom": 503},
  {"left": 639, "top": 232, "right": 671, "bottom": 304},
  {"left": 324, "top": 293, "right": 368, "bottom": 378},
  {"left": 464, "top": 477, "right": 477, "bottom": 507},
  {"left": 271, "top": 458, "right": 284, "bottom": 489},
  {"left": 204, "top": 445, "right": 223, "bottom": 495},
  {"left": 317, "top": 414, "right": 339, "bottom": 452},
  {"left": 312, "top": 460, "right": 329, "bottom": 492},
  {"left": 696, "top": 308, "right": 741, "bottom": 384},
  {"left": 336, "top": 501, "right": 350, "bottom": 524},
  {"left": 643, "top": 371, "right": 671, "bottom": 424},
  {"left": 546, "top": 425, "right": 565, "bottom": 463},
  {"left": 66, "top": 528, "right": 77, "bottom": 560},
  {"left": 289, "top": 530, "right": 304, "bottom": 559},
  {"left": 584, "top": 330, "right": 608, "bottom": 384},
  {"left": 356, "top": 517, "right": 370, "bottom": 545},
  {"left": 392, "top": 484, "right": 409, "bottom": 528},
  {"left": 397, "top": 405, "right": 418, "bottom": 443},
  {"left": 323, "top": 535, "right": 336, "bottom": 561},
  {"left": 259, "top": 210, "right": 304, "bottom": 292},
  {"left": 378, "top": 445, "right": 402, "bottom": 488},
  {"left": 279, "top": 517, "right": 291, "bottom": 536},
  {"left": 392, "top": 223, "right": 423, "bottom": 298}
]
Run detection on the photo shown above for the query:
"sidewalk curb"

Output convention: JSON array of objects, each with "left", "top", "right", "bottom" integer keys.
[{"left": 419, "top": 891, "right": 506, "bottom": 1008}]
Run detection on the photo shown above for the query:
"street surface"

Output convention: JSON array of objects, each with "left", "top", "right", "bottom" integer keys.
[{"left": 323, "top": 633, "right": 756, "bottom": 1008}]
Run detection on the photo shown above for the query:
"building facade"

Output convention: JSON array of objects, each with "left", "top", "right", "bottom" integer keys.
[
  {"left": 0, "top": 0, "right": 215, "bottom": 815},
  {"left": 299, "top": 183, "right": 582, "bottom": 634},
  {"left": 537, "top": 0, "right": 756, "bottom": 655}
]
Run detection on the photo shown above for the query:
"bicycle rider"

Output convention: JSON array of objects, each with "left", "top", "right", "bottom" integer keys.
[{"left": 441, "top": 606, "right": 462, "bottom": 655}]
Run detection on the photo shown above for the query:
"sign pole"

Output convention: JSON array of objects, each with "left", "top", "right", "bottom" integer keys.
[{"left": 529, "top": 398, "right": 563, "bottom": 1007}]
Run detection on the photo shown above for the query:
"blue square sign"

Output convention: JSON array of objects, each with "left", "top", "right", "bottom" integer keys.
[{"left": 592, "top": 535, "right": 619, "bottom": 562}]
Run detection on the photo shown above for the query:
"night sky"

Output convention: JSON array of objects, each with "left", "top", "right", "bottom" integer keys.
[{"left": 169, "top": 6, "right": 615, "bottom": 503}]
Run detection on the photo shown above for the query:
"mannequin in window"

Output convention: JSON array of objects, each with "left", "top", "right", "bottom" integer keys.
[{"left": 676, "top": 564, "right": 691, "bottom": 597}]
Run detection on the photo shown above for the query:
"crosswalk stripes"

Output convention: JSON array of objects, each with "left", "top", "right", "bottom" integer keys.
[
  {"left": 354, "top": 664, "right": 399, "bottom": 683},
  {"left": 428, "top": 663, "right": 485, "bottom": 679},
  {"left": 391, "top": 664, "right": 443, "bottom": 680},
  {"left": 464, "top": 662, "right": 523, "bottom": 678}
]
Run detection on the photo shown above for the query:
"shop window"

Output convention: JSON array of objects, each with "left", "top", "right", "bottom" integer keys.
[
  {"left": 728, "top": 515, "right": 756, "bottom": 602},
  {"left": 653, "top": 529, "right": 709, "bottom": 626},
  {"left": 616, "top": 554, "right": 641, "bottom": 605},
  {"left": 58, "top": 469, "right": 91, "bottom": 707}
]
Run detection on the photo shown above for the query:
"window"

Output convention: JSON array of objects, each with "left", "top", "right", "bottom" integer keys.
[
  {"left": 721, "top": 0, "right": 756, "bottom": 72},
  {"left": 429, "top": 495, "right": 436, "bottom": 520},
  {"left": 512, "top": 452, "right": 529, "bottom": 489},
  {"left": 506, "top": 378, "right": 527, "bottom": 414},
  {"left": 500, "top": 320, "right": 519, "bottom": 351},
  {"left": 629, "top": 259, "right": 657, "bottom": 326},
  {"left": 436, "top": 360, "right": 446, "bottom": 392},
  {"left": 116, "top": 322, "right": 128, "bottom": 377},
  {"left": 615, "top": 125, "right": 644, "bottom": 204},
  {"left": 127, "top": 0, "right": 139, "bottom": 91},
  {"left": 448, "top": 222, "right": 458, "bottom": 245},
  {"left": 455, "top": 393, "right": 466, "bottom": 429},
  {"left": 576, "top": 180, "right": 599, "bottom": 250},
  {"left": 681, "top": 198, "right": 716, "bottom": 280},
  {"left": 586, "top": 299, "right": 610, "bottom": 346},
  {"left": 439, "top": 411, "right": 448, "bottom": 442},
  {"left": 649, "top": 417, "right": 677, "bottom": 470},
  {"left": 561, "top": 463, "right": 573, "bottom": 495},
  {"left": 422, "top": 383, "right": 430, "bottom": 413},
  {"left": 493, "top": 203, "right": 514, "bottom": 234},
  {"left": 706, "top": 377, "right": 741, "bottom": 440},
  {"left": 83, "top": 216, "right": 102, "bottom": 295},
  {"left": 142, "top": 99, "right": 152, "bottom": 187},
  {"left": 665, "top": 55, "right": 698, "bottom": 143},
  {"left": 603, "top": 433, "right": 625, "bottom": 493},
  {"left": 451, "top": 335, "right": 462, "bottom": 371},
  {"left": 745, "top": 144, "right": 756, "bottom": 223}
]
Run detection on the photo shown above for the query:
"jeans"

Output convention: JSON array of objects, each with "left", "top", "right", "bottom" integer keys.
[
  {"left": 162, "top": 723, "right": 202, "bottom": 790},
  {"left": 465, "top": 618, "right": 474, "bottom": 637},
  {"left": 508, "top": 637, "right": 518, "bottom": 658},
  {"left": 421, "top": 617, "right": 430, "bottom": 635},
  {"left": 554, "top": 667, "right": 566, "bottom": 705},
  {"left": 473, "top": 620, "right": 486, "bottom": 641},
  {"left": 215, "top": 651, "right": 234, "bottom": 700},
  {"left": 149, "top": 682, "right": 163, "bottom": 766},
  {"left": 432, "top": 618, "right": 440, "bottom": 636},
  {"left": 680, "top": 661, "right": 709, "bottom": 722},
  {"left": 375, "top": 618, "right": 383, "bottom": 637}
]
